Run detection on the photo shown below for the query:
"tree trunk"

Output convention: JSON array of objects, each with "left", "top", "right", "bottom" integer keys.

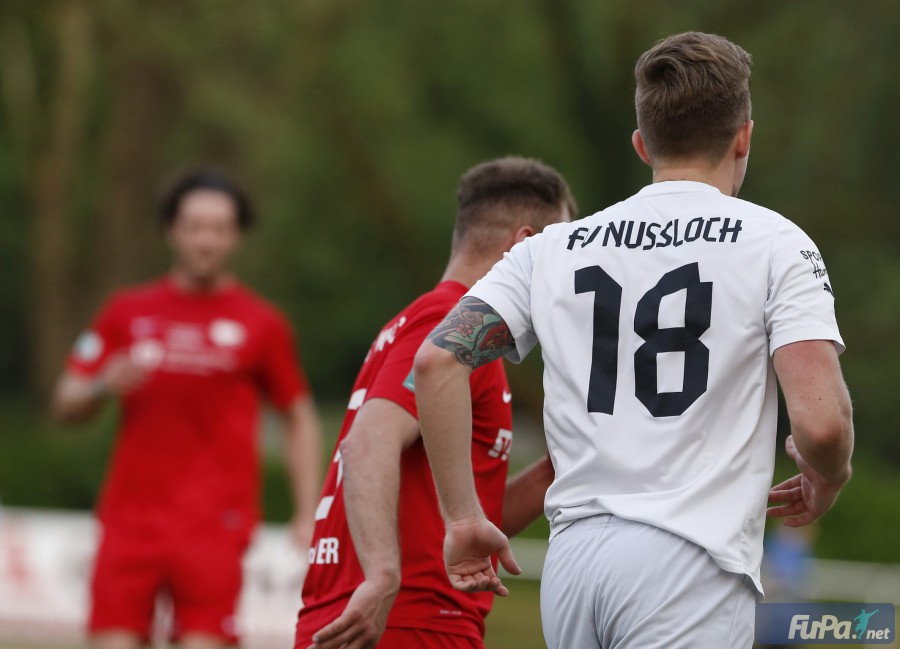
[
  {"left": 28, "top": 0, "right": 92, "bottom": 398},
  {"left": 89, "top": 58, "right": 176, "bottom": 301}
]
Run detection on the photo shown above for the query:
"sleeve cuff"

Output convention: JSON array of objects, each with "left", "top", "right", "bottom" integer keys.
[{"left": 769, "top": 326, "right": 846, "bottom": 356}]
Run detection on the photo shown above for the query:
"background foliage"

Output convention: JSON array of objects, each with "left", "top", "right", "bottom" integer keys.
[{"left": 1, "top": 0, "right": 898, "bottom": 566}]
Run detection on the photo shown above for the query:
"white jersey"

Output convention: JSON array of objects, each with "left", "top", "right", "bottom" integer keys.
[{"left": 468, "top": 181, "right": 843, "bottom": 592}]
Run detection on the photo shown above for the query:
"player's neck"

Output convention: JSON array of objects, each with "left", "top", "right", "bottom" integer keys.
[
  {"left": 169, "top": 266, "right": 236, "bottom": 294},
  {"left": 440, "top": 251, "right": 498, "bottom": 289},
  {"left": 651, "top": 160, "right": 737, "bottom": 197}
]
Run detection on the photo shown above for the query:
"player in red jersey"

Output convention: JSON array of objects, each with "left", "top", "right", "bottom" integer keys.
[
  {"left": 52, "top": 169, "right": 324, "bottom": 649},
  {"left": 295, "top": 157, "right": 576, "bottom": 649}
]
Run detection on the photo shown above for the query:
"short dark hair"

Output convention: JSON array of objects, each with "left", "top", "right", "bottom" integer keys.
[
  {"left": 635, "top": 32, "right": 752, "bottom": 163},
  {"left": 454, "top": 156, "right": 576, "bottom": 252},
  {"left": 158, "top": 168, "right": 255, "bottom": 230}
]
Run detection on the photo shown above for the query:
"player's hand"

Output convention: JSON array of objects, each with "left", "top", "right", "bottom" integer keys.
[
  {"left": 444, "top": 516, "right": 521, "bottom": 597},
  {"left": 290, "top": 515, "right": 315, "bottom": 553},
  {"left": 99, "top": 353, "right": 147, "bottom": 395},
  {"left": 767, "top": 435, "right": 846, "bottom": 527},
  {"left": 310, "top": 577, "right": 398, "bottom": 649}
]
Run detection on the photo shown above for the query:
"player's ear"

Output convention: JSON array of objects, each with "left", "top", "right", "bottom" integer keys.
[
  {"left": 734, "top": 120, "right": 753, "bottom": 159},
  {"left": 632, "top": 130, "right": 652, "bottom": 166},
  {"left": 513, "top": 224, "right": 535, "bottom": 245}
]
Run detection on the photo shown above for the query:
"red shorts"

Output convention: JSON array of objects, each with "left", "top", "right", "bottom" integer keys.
[
  {"left": 378, "top": 628, "right": 483, "bottom": 648},
  {"left": 89, "top": 522, "right": 246, "bottom": 643},
  {"left": 294, "top": 625, "right": 483, "bottom": 649}
]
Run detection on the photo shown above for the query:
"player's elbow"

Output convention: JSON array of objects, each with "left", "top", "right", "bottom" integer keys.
[
  {"left": 412, "top": 341, "right": 439, "bottom": 379},
  {"left": 338, "top": 432, "right": 363, "bottom": 469},
  {"left": 50, "top": 375, "right": 100, "bottom": 425},
  {"left": 413, "top": 340, "right": 457, "bottom": 388},
  {"left": 338, "top": 423, "right": 382, "bottom": 470},
  {"left": 796, "top": 420, "right": 852, "bottom": 456},
  {"left": 791, "top": 405, "right": 855, "bottom": 483},
  {"left": 50, "top": 387, "right": 80, "bottom": 424},
  {"left": 51, "top": 397, "right": 90, "bottom": 425},
  {"left": 794, "top": 395, "right": 854, "bottom": 455}
]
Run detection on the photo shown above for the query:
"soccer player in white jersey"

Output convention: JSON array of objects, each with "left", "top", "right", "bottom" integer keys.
[{"left": 413, "top": 32, "right": 854, "bottom": 648}]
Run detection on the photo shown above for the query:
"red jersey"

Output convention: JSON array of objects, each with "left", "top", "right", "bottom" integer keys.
[
  {"left": 67, "top": 276, "right": 309, "bottom": 539},
  {"left": 296, "top": 281, "right": 513, "bottom": 643}
]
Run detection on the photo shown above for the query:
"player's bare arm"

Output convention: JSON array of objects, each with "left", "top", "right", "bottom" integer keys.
[
  {"left": 502, "top": 454, "right": 555, "bottom": 538},
  {"left": 311, "top": 398, "right": 419, "bottom": 649},
  {"left": 767, "top": 340, "right": 854, "bottom": 527},
  {"left": 415, "top": 298, "right": 521, "bottom": 597},
  {"left": 282, "top": 396, "right": 323, "bottom": 551},
  {"left": 51, "top": 354, "right": 146, "bottom": 423},
  {"left": 426, "top": 297, "right": 516, "bottom": 369}
]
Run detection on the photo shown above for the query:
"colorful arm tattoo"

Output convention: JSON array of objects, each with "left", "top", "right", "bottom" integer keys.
[{"left": 427, "top": 297, "right": 516, "bottom": 369}]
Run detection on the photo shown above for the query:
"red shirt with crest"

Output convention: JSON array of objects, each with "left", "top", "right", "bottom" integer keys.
[
  {"left": 67, "top": 277, "right": 309, "bottom": 539},
  {"left": 295, "top": 281, "right": 513, "bottom": 644}
]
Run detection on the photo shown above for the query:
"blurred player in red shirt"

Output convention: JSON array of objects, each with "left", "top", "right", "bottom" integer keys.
[
  {"left": 52, "top": 169, "right": 323, "bottom": 649},
  {"left": 295, "top": 157, "right": 576, "bottom": 649}
]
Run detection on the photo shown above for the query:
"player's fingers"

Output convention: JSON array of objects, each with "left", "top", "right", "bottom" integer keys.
[
  {"left": 497, "top": 543, "right": 521, "bottom": 575},
  {"left": 770, "top": 474, "right": 802, "bottom": 492},
  {"left": 490, "top": 577, "right": 509, "bottom": 597},
  {"left": 769, "top": 487, "right": 803, "bottom": 502},
  {"left": 312, "top": 624, "right": 359, "bottom": 649},
  {"left": 457, "top": 575, "right": 480, "bottom": 591},
  {"left": 471, "top": 570, "right": 494, "bottom": 591},
  {"left": 449, "top": 573, "right": 478, "bottom": 592},
  {"left": 769, "top": 499, "right": 808, "bottom": 514},
  {"left": 766, "top": 500, "right": 804, "bottom": 516},
  {"left": 784, "top": 512, "right": 818, "bottom": 528},
  {"left": 312, "top": 619, "right": 349, "bottom": 642},
  {"left": 768, "top": 486, "right": 802, "bottom": 503},
  {"left": 312, "top": 613, "right": 357, "bottom": 644},
  {"left": 464, "top": 578, "right": 487, "bottom": 592},
  {"left": 123, "top": 375, "right": 145, "bottom": 390},
  {"left": 766, "top": 501, "right": 808, "bottom": 518},
  {"left": 463, "top": 568, "right": 500, "bottom": 592},
  {"left": 117, "top": 371, "right": 147, "bottom": 394}
]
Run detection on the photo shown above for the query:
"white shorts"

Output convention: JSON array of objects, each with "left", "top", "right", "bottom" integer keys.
[{"left": 540, "top": 514, "right": 757, "bottom": 649}]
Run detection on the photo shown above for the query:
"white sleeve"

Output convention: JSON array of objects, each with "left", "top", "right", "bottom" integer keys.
[
  {"left": 466, "top": 235, "right": 540, "bottom": 363},
  {"left": 765, "top": 219, "right": 845, "bottom": 355}
]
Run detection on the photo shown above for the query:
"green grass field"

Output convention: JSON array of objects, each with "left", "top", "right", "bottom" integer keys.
[{"left": 485, "top": 579, "right": 545, "bottom": 649}]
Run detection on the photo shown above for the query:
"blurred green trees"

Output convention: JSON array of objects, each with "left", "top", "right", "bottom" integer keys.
[{"left": 1, "top": 0, "right": 898, "bottom": 513}]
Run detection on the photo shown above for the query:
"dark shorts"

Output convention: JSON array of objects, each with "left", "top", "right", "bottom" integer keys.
[{"left": 89, "top": 522, "right": 246, "bottom": 643}]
